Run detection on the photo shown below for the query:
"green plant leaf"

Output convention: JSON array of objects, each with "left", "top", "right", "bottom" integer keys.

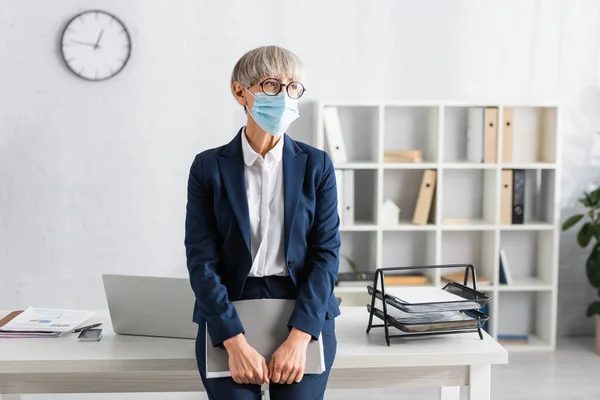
[
  {"left": 562, "top": 214, "right": 584, "bottom": 231},
  {"left": 577, "top": 222, "right": 593, "bottom": 247},
  {"left": 591, "top": 188, "right": 600, "bottom": 207},
  {"left": 593, "top": 224, "right": 600, "bottom": 240},
  {"left": 579, "top": 192, "right": 593, "bottom": 208},
  {"left": 586, "top": 301, "right": 600, "bottom": 317},
  {"left": 586, "top": 242, "right": 600, "bottom": 288},
  {"left": 341, "top": 255, "right": 359, "bottom": 274}
]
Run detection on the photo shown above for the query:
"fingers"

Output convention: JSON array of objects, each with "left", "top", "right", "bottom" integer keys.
[
  {"left": 270, "top": 360, "right": 282, "bottom": 384},
  {"left": 262, "top": 358, "right": 270, "bottom": 384},
  {"left": 275, "top": 362, "right": 293, "bottom": 385},
  {"left": 285, "top": 367, "right": 297, "bottom": 385},
  {"left": 294, "top": 368, "right": 305, "bottom": 383},
  {"left": 268, "top": 358, "right": 274, "bottom": 381},
  {"left": 252, "top": 362, "right": 265, "bottom": 385}
]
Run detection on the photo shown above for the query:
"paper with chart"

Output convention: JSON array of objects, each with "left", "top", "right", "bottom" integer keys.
[{"left": 0, "top": 307, "right": 95, "bottom": 332}]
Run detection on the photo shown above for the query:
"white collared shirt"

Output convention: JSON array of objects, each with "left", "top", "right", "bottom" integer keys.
[{"left": 241, "top": 128, "right": 287, "bottom": 277}]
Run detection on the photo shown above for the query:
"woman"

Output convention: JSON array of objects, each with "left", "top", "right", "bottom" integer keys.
[{"left": 185, "top": 45, "right": 340, "bottom": 400}]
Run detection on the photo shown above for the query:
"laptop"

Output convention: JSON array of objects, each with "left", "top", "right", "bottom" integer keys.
[{"left": 102, "top": 274, "right": 197, "bottom": 339}]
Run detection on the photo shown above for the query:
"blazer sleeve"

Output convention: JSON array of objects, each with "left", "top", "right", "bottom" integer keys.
[
  {"left": 288, "top": 151, "right": 341, "bottom": 340},
  {"left": 185, "top": 154, "right": 244, "bottom": 347}
]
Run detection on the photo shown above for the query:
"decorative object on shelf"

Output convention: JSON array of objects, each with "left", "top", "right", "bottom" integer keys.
[
  {"left": 383, "top": 150, "right": 423, "bottom": 163},
  {"left": 335, "top": 255, "right": 374, "bottom": 285},
  {"left": 380, "top": 199, "right": 401, "bottom": 225},
  {"left": 498, "top": 249, "right": 513, "bottom": 285},
  {"left": 323, "top": 107, "right": 348, "bottom": 163},
  {"left": 383, "top": 272, "right": 428, "bottom": 286},
  {"left": 442, "top": 271, "right": 491, "bottom": 286},
  {"left": 512, "top": 169, "right": 525, "bottom": 224},
  {"left": 497, "top": 334, "right": 529, "bottom": 344},
  {"left": 561, "top": 186, "right": 600, "bottom": 355},
  {"left": 60, "top": 10, "right": 131, "bottom": 81},
  {"left": 412, "top": 170, "right": 436, "bottom": 225},
  {"left": 366, "top": 264, "right": 489, "bottom": 346}
]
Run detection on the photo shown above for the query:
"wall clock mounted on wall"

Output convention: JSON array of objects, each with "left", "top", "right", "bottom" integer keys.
[{"left": 60, "top": 10, "right": 132, "bottom": 81}]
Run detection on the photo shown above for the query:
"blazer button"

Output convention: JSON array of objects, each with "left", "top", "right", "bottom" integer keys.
[{"left": 287, "top": 261, "right": 295, "bottom": 268}]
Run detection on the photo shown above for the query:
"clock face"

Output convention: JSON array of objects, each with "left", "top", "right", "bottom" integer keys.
[{"left": 60, "top": 10, "right": 131, "bottom": 81}]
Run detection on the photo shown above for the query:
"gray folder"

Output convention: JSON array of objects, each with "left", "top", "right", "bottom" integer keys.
[{"left": 205, "top": 299, "right": 325, "bottom": 379}]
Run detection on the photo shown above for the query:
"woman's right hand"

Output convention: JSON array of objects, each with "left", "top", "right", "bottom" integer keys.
[{"left": 223, "top": 333, "right": 269, "bottom": 385}]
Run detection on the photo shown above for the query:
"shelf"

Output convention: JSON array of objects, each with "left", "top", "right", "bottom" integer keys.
[
  {"left": 383, "top": 162, "right": 438, "bottom": 169},
  {"left": 318, "top": 101, "right": 561, "bottom": 352},
  {"left": 382, "top": 222, "right": 436, "bottom": 231},
  {"left": 441, "top": 169, "right": 497, "bottom": 225},
  {"left": 442, "top": 162, "right": 498, "bottom": 169},
  {"left": 500, "top": 163, "right": 556, "bottom": 170},
  {"left": 334, "top": 284, "right": 370, "bottom": 293},
  {"left": 500, "top": 222, "right": 555, "bottom": 231},
  {"left": 497, "top": 277, "right": 553, "bottom": 291},
  {"left": 340, "top": 223, "right": 378, "bottom": 232},
  {"left": 383, "top": 105, "right": 439, "bottom": 162},
  {"left": 334, "top": 162, "right": 379, "bottom": 169}
]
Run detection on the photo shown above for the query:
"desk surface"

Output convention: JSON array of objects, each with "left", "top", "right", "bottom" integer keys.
[{"left": 0, "top": 307, "right": 507, "bottom": 371}]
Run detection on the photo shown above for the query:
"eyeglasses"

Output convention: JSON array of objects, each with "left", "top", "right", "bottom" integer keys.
[{"left": 251, "top": 78, "right": 306, "bottom": 99}]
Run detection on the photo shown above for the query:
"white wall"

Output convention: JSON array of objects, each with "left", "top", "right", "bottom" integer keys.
[{"left": 2, "top": 0, "right": 600, "bottom": 346}]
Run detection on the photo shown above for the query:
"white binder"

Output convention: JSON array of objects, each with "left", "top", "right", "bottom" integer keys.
[
  {"left": 323, "top": 107, "right": 348, "bottom": 164},
  {"left": 335, "top": 169, "right": 344, "bottom": 226},
  {"left": 342, "top": 170, "right": 355, "bottom": 225},
  {"left": 466, "top": 107, "right": 484, "bottom": 163}
]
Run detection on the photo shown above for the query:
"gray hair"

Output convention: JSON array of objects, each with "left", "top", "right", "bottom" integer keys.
[{"left": 230, "top": 45, "right": 304, "bottom": 93}]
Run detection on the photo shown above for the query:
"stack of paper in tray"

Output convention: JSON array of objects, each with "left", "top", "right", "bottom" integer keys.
[{"left": 0, "top": 307, "right": 95, "bottom": 338}]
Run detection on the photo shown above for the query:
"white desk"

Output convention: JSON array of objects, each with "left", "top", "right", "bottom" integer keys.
[{"left": 0, "top": 307, "right": 507, "bottom": 400}]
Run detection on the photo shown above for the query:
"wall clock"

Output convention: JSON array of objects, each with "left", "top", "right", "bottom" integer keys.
[{"left": 60, "top": 10, "right": 131, "bottom": 81}]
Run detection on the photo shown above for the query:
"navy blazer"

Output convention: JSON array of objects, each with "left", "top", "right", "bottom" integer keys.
[{"left": 185, "top": 128, "right": 341, "bottom": 346}]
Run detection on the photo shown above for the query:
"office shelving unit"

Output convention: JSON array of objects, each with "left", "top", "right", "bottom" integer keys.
[{"left": 315, "top": 101, "right": 562, "bottom": 352}]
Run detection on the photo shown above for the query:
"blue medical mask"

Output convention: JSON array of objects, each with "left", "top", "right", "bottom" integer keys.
[{"left": 245, "top": 89, "right": 299, "bottom": 136}]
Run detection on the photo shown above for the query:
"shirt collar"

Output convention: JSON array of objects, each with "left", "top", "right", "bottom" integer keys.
[{"left": 241, "top": 127, "right": 284, "bottom": 166}]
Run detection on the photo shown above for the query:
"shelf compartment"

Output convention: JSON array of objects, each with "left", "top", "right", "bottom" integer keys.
[
  {"left": 497, "top": 291, "right": 554, "bottom": 350},
  {"left": 442, "top": 105, "right": 499, "bottom": 164},
  {"left": 339, "top": 231, "right": 377, "bottom": 274},
  {"left": 382, "top": 169, "right": 437, "bottom": 225},
  {"left": 442, "top": 169, "right": 497, "bottom": 225},
  {"left": 501, "top": 169, "right": 556, "bottom": 225},
  {"left": 441, "top": 231, "right": 496, "bottom": 287},
  {"left": 323, "top": 105, "right": 380, "bottom": 163},
  {"left": 502, "top": 107, "right": 557, "bottom": 164},
  {"left": 383, "top": 106, "right": 439, "bottom": 163},
  {"left": 381, "top": 231, "right": 437, "bottom": 283},
  {"left": 499, "top": 230, "right": 556, "bottom": 288}
]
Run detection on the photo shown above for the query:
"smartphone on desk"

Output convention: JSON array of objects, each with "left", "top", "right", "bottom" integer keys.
[{"left": 77, "top": 328, "right": 103, "bottom": 341}]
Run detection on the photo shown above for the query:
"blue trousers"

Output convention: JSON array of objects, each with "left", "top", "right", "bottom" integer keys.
[{"left": 195, "top": 276, "right": 337, "bottom": 400}]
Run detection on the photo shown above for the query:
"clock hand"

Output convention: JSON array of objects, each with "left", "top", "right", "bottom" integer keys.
[
  {"left": 94, "top": 29, "right": 104, "bottom": 50},
  {"left": 71, "top": 40, "right": 96, "bottom": 47}
]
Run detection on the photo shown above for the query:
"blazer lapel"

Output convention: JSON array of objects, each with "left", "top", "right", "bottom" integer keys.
[
  {"left": 283, "top": 134, "right": 307, "bottom": 257},
  {"left": 217, "top": 129, "right": 251, "bottom": 255}
]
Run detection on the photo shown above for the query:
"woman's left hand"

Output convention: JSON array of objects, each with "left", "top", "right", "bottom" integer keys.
[{"left": 269, "top": 327, "right": 312, "bottom": 384}]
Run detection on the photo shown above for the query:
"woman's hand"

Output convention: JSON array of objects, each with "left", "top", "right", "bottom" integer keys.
[
  {"left": 269, "top": 327, "right": 312, "bottom": 384},
  {"left": 223, "top": 333, "right": 269, "bottom": 385}
]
